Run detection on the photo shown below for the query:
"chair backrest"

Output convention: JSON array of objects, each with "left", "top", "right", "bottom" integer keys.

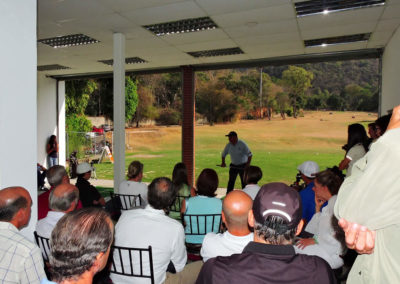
[
  {"left": 110, "top": 192, "right": 142, "bottom": 210},
  {"left": 184, "top": 214, "right": 222, "bottom": 236},
  {"left": 34, "top": 231, "right": 51, "bottom": 262},
  {"left": 110, "top": 245, "right": 155, "bottom": 284},
  {"left": 169, "top": 195, "right": 189, "bottom": 214}
]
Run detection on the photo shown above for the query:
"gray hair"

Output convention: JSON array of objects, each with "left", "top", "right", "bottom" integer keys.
[
  {"left": 46, "top": 166, "right": 68, "bottom": 187},
  {"left": 49, "top": 188, "right": 79, "bottom": 212}
]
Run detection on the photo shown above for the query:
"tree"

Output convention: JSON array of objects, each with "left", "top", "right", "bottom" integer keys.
[
  {"left": 134, "top": 85, "right": 158, "bottom": 127},
  {"left": 275, "top": 92, "right": 290, "bottom": 119},
  {"left": 125, "top": 76, "right": 138, "bottom": 123},
  {"left": 282, "top": 66, "right": 313, "bottom": 118},
  {"left": 66, "top": 80, "right": 97, "bottom": 115}
]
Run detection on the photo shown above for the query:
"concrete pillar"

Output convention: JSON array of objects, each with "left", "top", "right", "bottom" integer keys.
[
  {"left": 0, "top": 0, "right": 37, "bottom": 240},
  {"left": 382, "top": 26, "right": 400, "bottom": 115},
  {"left": 113, "top": 33, "right": 126, "bottom": 192},
  {"left": 58, "top": 81, "right": 66, "bottom": 166},
  {"left": 181, "top": 66, "right": 195, "bottom": 186}
]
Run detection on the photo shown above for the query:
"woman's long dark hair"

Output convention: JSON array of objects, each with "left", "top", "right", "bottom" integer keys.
[
  {"left": 344, "top": 123, "right": 369, "bottom": 153},
  {"left": 48, "top": 135, "right": 57, "bottom": 146},
  {"left": 172, "top": 162, "right": 189, "bottom": 188}
]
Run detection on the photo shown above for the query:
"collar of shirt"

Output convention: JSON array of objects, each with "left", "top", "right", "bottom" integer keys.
[
  {"left": 46, "top": 211, "right": 66, "bottom": 220},
  {"left": 224, "top": 231, "right": 253, "bottom": 241},
  {"left": 0, "top": 221, "right": 18, "bottom": 232},
  {"left": 144, "top": 204, "right": 166, "bottom": 215},
  {"left": 243, "top": 241, "right": 296, "bottom": 256}
]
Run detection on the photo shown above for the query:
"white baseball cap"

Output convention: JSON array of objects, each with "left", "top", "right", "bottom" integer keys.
[
  {"left": 76, "top": 162, "right": 93, "bottom": 175},
  {"left": 297, "top": 161, "right": 319, "bottom": 178}
]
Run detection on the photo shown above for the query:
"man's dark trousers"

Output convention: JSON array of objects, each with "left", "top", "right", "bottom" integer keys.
[{"left": 227, "top": 163, "right": 246, "bottom": 193}]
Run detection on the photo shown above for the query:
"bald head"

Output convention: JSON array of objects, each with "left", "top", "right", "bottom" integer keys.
[
  {"left": 222, "top": 191, "right": 252, "bottom": 233},
  {"left": 0, "top": 187, "right": 32, "bottom": 228},
  {"left": 49, "top": 184, "right": 79, "bottom": 213}
]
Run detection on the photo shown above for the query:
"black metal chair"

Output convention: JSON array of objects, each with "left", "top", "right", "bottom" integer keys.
[
  {"left": 184, "top": 213, "right": 223, "bottom": 238},
  {"left": 34, "top": 231, "right": 51, "bottom": 262},
  {"left": 110, "top": 193, "right": 142, "bottom": 210},
  {"left": 169, "top": 195, "right": 189, "bottom": 218},
  {"left": 110, "top": 245, "right": 155, "bottom": 284}
]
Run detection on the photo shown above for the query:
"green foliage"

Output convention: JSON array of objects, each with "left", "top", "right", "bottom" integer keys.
[
  {"left": 155, "top": 108, "right": 181, "bottom": 125},
  {"left": 66, "top": 80, "right": 97, "bottom": 115},
  {"left": 66, "top": 115, "right": 92, "bottom": 158},
  {"left": 134, "top": 85, "right": 158, "bottom": 127},
  {"left": 125, "top": 77, "right": 138, "bottom": 123},
  {"left": 66, "top": 114, "right": 92, "bottom": 132}
]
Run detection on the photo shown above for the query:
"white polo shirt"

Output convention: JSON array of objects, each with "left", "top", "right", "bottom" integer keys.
[
  {"left": 200, "top": 231, "right": 253, "bottom": 262},
  {"left": 243, "top": 184, "right": 260, "bottom": 200},
  {"left": 111, "top": 205, "right": 187, "bottom": 284},
  {"left": 222, "top": 139, "right": 252, "bottom": 165},
  {"left": 35, "top": 211, "right": 65, "bottom": 239},
  {"left": 118, "top": 180, "right": 148, "bottom": 207}
]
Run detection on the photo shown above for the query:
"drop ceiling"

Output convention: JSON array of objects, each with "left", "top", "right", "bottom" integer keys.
[{"left": 37, "top": 0, "right": 400, "bottom": 77}]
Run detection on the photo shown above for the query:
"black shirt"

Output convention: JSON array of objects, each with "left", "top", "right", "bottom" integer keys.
[
  {"left": 196, "top": 241, "right": 336, "bottom": 284},
  {"left": 76, "top": 177, "right": 102, "bottom": 207}
]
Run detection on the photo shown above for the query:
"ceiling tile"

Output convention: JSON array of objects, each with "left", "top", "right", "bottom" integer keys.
[
  {"left": 161, "top": 29, "right": 229, "bottom": 45},
  {"left": 96, "top": 0, "right": 188, "bottom": 13},
  {"left": 234, "top": 32, "right": 301, "bottom": 46},
  {"left": 304, "top": 41, "right": 368, "bottom": 54},
  {"left": 176, "top": 39, "right": 237, "bottom": 52},
  {"left": 375, "top": 18, "right": 400, "bottom": 32},
  {"left": 224, "top": 19, "right": 298, "bottom": 38},
  {"left": 381, "top": 3, "right": 400, "bottom": 19},
  {"left": 301, "top": 22, "right": 376, "bottom": 40},
  {"left": 195, "top": 0, "right": 291, "bottom": 15}
]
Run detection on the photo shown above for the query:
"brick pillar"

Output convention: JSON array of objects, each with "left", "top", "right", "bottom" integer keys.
[{"left": 181, "top": 66, "right": 195, "bottom": 187}]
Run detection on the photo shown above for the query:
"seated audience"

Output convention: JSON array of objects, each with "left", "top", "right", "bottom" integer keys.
[
  {"left": 169, "top": 162, "right": 191, "bottom": 220},
  {"left": 196, "top": 183, "right": 335, "bottom": 284},
  {"left": 0, "top": 186, "right": 46, "bottom": 283},
  {"left": 367, "top": 122, "right": 378, "bottom": 144},
  {"left": 38, "top": 165, "right": 70, "bottom": 220},
  {"left": 297, "top": 161, "right": 324, "bottom": 223},
  {"left": 242, "top": 165, "right": 262, "bottom": 200},
  {"left": 201, "top": 191, "right": 253, "bottom": 262},
  {"left": 339, "top": 123, "right": 369, "bottom": 176},
  {"left": 42, "top": 208, "right": 113, "bottom": 284},
  {"left": 112, "top": 177, "right": 189, "bottom": 284},
  {"left": 75, "top": 162, "right": 105, "bottom": 208},
  {"left": 374, "top": 113, "right": 391, "bottom": 138},
  {"left": 36, "top": 184, "right": 79, "bottom": 238},
  {"left": 118, "top": 160, "right": 148, "bottom": 207},
  {"left": 181, "top": 169, "right": 222, "bottom": 244},
  {"left": 37, "top": 163, "right": 47, "bottom": 191},
  {"left": 296, "top": 170, "right": 344, "bottom": 269}
]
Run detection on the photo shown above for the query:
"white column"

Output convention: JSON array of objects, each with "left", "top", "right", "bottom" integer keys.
[
  {"left": 0, "top": 0, "right": 37, "bottom": 241},
  {"left": 113, "top": 33, "right": 126, "bottom": 192},
  {"left": 382, "top": 26, "right": 400, "bottom": 115},
  {"left": 58, "top": 81, "right": 66, "bottom": 166}
]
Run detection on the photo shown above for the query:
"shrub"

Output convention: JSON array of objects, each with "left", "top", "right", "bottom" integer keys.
[{"left": 155, "top": 108, "right": 181, "bottom": 125}]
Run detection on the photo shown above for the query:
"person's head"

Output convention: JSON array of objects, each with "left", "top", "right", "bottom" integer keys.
[
  {"left": 49, "top": 208, "right": 114, "bottom": 282},
  {"left": 172, "top": 162, "right": 189, "bottom": 187},
  {"left": 313, "top": 169, "right": 342, "bottom": 203},
  {"left": 196, "top": 168, "right": 219, "bottom": 197},
  {"left": 297, "top": 161, "right": 319, "bottom": 184},
  {"left": 368, "top": 123, "right": 378, "bottom": 139},
  {"left": 49, "top": 184, "right": 79, "bottom": 213},
  {"left": 147, "top": 177, "right": 176, "bottom": 212},
  {"left": 47, "top": 165, "right": 69, "bottom": 187},
  {"left": 127, "top": 161, "right": 143, "bottom": 181},
  {"left": 226, "top": 131, "right": 238, "bottom": 145},
  {"left": 0, "top": 187, "right": 32, "bottom": 229},
  {"left": 49, "top": 135, "right": 57, "bottom": 145},
  {"left": 347, "top": 123, "right": 369, "bottom": 152},
  {"left": 76, "top": 162, "right": 92, "bottom": 180},
  {"left": 245, "top": 166, "right": 262, "bottom": 185},
  {"left": 375, "top": 114, "right": 391, "bottom": 137},
  {"left": 249, "top": 183, "right": 303, "bottom": 245},
  {"left": 222, "top": 191, "right": 252, "bottom": 235}
]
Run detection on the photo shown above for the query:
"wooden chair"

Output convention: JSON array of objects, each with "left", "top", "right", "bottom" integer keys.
[
  {"left": 110, "top": 245, "right": 155, "bottom": 284},
  {"left": 110, "top": 193, "right": 142, "bottom": 210}
]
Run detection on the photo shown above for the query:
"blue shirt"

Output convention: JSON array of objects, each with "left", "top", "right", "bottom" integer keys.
[
  {"left": 41, "top": 279, "right": 57, "bottom": 284},
  {"left": 299, "top": 181, "right": 327, "bottom": 223}
]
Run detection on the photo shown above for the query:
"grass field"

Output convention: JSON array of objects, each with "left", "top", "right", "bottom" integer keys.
[{"left": 95, "top": 111, "right": 376, "bottom": 188}]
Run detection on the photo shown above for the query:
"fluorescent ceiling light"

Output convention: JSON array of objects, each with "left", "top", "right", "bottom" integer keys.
[
  {"left": 98, "top": 57, "right": 147, "bottom": 66},
  {"left": 187, "top": 47, "right": 244, "bottom": 58},
  {"left": 143, "top": 17, "right": 218, "bottom": 36},
  {"left": 37, "top": 64, "right": 71, "bottom": 71},
  {"left": 304, "top": 33, "right": 371, "bottom": 47},
  {"left": 38, "top": 34, "right": 99, "bottom": 48}
]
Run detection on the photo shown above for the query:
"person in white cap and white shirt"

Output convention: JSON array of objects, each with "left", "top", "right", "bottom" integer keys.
[
  {"left": 297, "top": 161, "right": 325, "bottom": 223},
  {"left": 75, "top": 162, "right": 105, "bottom": 208}
]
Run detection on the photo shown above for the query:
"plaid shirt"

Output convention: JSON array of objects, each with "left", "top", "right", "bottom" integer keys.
[{"left": 0, "top": 222, "right": 45, "bottom": 283}]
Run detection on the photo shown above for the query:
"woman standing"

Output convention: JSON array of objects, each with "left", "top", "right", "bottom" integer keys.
[{"left": 46, "top": 135, "right": 58, "bottom": 167}]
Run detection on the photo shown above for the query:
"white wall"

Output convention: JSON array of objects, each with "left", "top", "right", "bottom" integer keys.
[
  {"left": 37, "top": 76, "right": 66, "bottom": 167},
  {"left": 382, "top": 26, "right": 400, "bottom": 115},
  {"left": 0, "top": 0, "right": 37, "bottom": 240}
]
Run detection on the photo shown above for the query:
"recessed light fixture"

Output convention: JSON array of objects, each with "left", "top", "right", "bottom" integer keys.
[
  {"left": 37, "top": 64, "right": 71, "bottom": 71},
  {"left": 295, "top": 0, "right": 385, "bottom": 17},
  {"left": 143, "top": 17, "right": 218, "bottom": 36},
  {"left": 38, "top": 34, "right": 99, "bottom": 48},
  {"left": 98, "top": 57, "right": 147, "bottom": 66},
  {"left": 304, "top": 33, "right": 371, "bottom": 47},
  {"left": 187, "top": 47, "right": 244, "bottom": 58}
]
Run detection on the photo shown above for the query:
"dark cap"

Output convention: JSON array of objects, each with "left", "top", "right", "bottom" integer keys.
[
  {"left": 253, "top": 182, "right": 302, "bottom": 230},
  {"left": 225, "top": 131, "right": 237, "bottom": 137}
]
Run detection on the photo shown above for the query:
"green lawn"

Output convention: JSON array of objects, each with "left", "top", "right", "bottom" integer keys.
[{"left": 93, "top": 111, "right": 377, "bottom": 187}]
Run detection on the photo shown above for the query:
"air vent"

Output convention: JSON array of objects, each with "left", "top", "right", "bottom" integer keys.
[
  {"left": 187, "top": 47, "right": 244, "bottom": 58},
  {"left": 295, "top": 0, "right": 385, "bottom": 17},
  {"left": 98, "top": 57, "right": 147, "bottom": 66},
  {"left": 37, "top": 64, "right": 71, "bottom": 71},
  {"left": 143, "top": 17, "right": 218, "bottom": 36},
  {"left": 304, "top": 33, "right": 371, "bottom": 47},
  {"left": 38, "top": 34, "right": 99, "bottom": 48}
]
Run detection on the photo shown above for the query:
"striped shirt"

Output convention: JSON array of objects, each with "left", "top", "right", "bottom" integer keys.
[{"left": 0, "top": 222, "right": 45, "bottom": 284}]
